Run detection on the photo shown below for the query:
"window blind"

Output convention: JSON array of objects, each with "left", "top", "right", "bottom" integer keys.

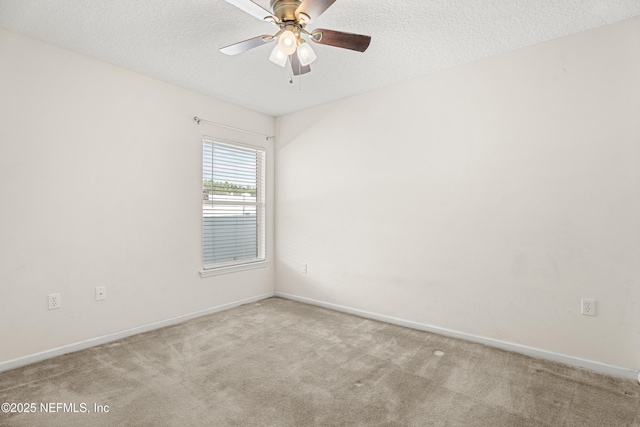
[{"left": 202, "top": 138, "right": 265, "bottom": 269}]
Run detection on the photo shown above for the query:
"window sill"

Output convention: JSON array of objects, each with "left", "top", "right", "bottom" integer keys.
[{"left": 200, "top": 261, "right": 269, "bottom": 277}]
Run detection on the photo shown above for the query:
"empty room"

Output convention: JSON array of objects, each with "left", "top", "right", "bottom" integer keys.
[{"left": 1, "top": 0, "right": 639, "bottom": 425}]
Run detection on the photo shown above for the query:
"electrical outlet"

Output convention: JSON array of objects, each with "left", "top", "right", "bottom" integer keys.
[
  {"left": 581, "top": 299, "right": 596, "bottom": 316},
  {"left": 48, "top": 293, "right": 61, "bottom": 310},
  {"left": 95, "top": 286, "right": 106, "bottom": 301},
  {"left": 302, "top": 263, "right": 307, "bottom": 274}
]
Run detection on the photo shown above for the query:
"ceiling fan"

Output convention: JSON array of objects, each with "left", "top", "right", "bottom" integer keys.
[{"left": 220, "top": 0, "right": 371, "bottom": 75}]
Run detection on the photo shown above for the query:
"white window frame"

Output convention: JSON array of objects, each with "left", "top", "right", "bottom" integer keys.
[{"left": 200, "top": 136, "right": 267, "bottom": 277}]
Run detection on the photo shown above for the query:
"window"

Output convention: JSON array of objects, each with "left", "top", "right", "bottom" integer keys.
[{"left": 202, "top": 137, "right": 266, "bottom": 274}]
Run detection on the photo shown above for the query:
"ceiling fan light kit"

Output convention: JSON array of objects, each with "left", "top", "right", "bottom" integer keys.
[
  {"left": 297, "top": 40, "right": 317, "bottom": 66},
  {"left": 221, "top": 0, "right": 371, "bottom": 76},
  {"left": 269, "top": 44, "right": 289, "bottom": 67},
  {"left": 278, "top": 28, "right": 298, "bottom": 55}
]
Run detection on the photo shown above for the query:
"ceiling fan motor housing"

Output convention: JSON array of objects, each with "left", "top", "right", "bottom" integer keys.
[{"left": 270, "top": 0, "right": 301, "bottom": 22}]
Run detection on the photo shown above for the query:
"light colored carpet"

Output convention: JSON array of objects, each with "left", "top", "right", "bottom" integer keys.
[{"left": 1, "top": 297, "right": 638, "bottom": 426}]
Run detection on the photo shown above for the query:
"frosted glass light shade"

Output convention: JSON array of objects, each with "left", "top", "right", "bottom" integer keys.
[
  {"left": 297, "top": 41, "right": 317, "bottom": 66},
  {"left": 278, "top": 30, "right": 297, "bottom": 55},
  {"left": 269, "top": 45, "right": 288, "bottom": 67}
]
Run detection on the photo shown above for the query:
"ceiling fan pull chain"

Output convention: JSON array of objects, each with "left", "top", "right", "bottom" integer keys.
[{"left": 289, "top": 61, "right": 294, "bottom": 84}]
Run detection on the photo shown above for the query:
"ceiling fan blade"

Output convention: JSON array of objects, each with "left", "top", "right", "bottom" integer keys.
[
  {"left": 225, "top": 0, "right": 276, "bottom": 22},
  {"left": 290, "top": 51, "right": 311, "bottom": 76},
  {"left": 295, "top": 0, "right": 337, "bottom": 22},
  {"left": 220, "top": 35, "right": 274, "bottom": 56},
  {"left": 311, "top": 28, "right": 371, "bottom": 52}
]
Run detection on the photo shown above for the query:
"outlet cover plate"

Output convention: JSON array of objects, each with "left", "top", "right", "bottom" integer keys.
[
  {"left": 95, "top": 286, "right": 106, "bottom": 301},
  {"left": 48, "top": 293, "right": 61, "bottom": 310},
  {"left": 581, "top": 298, "right": 596, "bottom": 316}
]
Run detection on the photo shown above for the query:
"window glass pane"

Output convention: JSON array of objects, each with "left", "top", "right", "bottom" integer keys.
[
  {"left": 203, "top": 205, "right": 257, "bottom": 265},
  {"left": 202, "top": 138, "right": 265, "bottom": 269}
]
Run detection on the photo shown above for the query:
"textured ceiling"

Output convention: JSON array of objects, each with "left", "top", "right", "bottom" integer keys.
[{"left": 1, "top": 0, "right": 639, "bottom": 116}]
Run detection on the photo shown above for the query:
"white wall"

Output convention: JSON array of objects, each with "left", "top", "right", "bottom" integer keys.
[
  {"left": 275, "top": 17, "right": 640, "bottom": 372},
  {"left": 0, "top": 29, "right": 275, "bottom": 364}
]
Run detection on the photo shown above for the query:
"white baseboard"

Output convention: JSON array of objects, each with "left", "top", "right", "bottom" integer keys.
[
  {"left": 0, "top": 292, "right": 275, "bottom": 373},
  {"left": 275, "top": 292, "right": 639, "bottom": 382}
]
